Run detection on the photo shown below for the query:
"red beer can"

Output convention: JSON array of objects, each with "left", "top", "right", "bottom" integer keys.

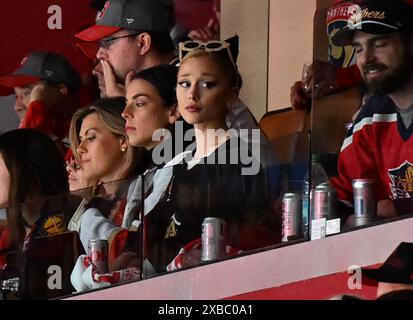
[{"left": 88, "top": 239, "right": 109, "bottom": 274}]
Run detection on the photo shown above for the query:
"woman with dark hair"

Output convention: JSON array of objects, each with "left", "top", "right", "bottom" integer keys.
[
  {"left": 0, "top": 129, "right": 69, "bottom": 262},
  {"left": 123, "top": 64, "right": 181, "bottom": 152}
]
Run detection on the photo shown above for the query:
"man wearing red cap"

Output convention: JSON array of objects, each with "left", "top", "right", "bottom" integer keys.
[{"left": 75, "top": 0, "right": 176, "bottom": 97}]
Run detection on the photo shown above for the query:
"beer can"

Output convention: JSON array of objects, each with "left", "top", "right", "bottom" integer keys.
[
  {"left": 312, "top": 183, "right": 336, "bottom": 220},
  {"left": 201, "top": 217, "right": 226, "bottom": 262},
  {"left": 282, "top": 193, "right": 302, "bottom": 242},
  {"left": 88, "top": 239, "right": 109, "bottom": 274},
  {"left": 352, "top": 179, "right": 377, "bottom": 218}
]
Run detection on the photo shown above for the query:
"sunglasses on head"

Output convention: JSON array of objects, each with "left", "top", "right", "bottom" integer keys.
[{"left": 178, "top": 39, "right": 237, "bottom": 70}]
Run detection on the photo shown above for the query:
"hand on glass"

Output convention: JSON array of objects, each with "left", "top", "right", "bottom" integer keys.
[{"left": 290, "top": 80, "right": 310, "bottom": 110}]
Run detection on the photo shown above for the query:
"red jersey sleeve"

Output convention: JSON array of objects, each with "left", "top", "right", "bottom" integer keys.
[
  {"left": 331, "top": 122, "right": 388, "bottom": 204},
  {"left": 20, "top": 100, "right": 55, "bottom": 136}
]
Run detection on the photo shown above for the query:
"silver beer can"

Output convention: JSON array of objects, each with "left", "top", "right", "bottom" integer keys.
[
  {"left": 201, "top": 217, "right": 226, "bottom": 262},
  {"left": 88, "top": 239, "right": 109, "bottom": 274},
  {"left": 352, "top": 179, "right": 377, "bottom": 218},
  {"left": 282, "top": 193, "right": 302, "bottom": 242},
  {"left": 312, "top": 183, "right": 336, "bottom": 220}
]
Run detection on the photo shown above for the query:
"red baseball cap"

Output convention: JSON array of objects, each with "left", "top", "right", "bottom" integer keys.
[{"left": 75, "top": 0, "right": 170, "bottom": 42}]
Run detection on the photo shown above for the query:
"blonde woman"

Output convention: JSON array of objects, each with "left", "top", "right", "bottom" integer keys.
[{"left": 68, "top": 97, "right": 149, "bottom": 231}]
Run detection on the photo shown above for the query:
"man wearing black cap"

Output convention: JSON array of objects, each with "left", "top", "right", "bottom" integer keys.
[
  {"left": 330, "top": 0, "right": 413, "bottom": 217},
  {"left": 0, "top": 52, "right": 81, "bottom": 145},
  {"left": 361, "top": 242, "right": 413, "bottom": 299}
]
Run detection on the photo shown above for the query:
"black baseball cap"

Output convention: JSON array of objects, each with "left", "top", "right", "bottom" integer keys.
[
  {"left": 331, "top": 0, "right": 413, "bottom": 47},
  {"left": 75, "top": 0, "right": 171, "bottom": 42},
  {"left": 0, "top": 52, "right": 81, "bottom": 96},
  {"left": 362, "top": 242, "right": 413, "bottom": 285}
]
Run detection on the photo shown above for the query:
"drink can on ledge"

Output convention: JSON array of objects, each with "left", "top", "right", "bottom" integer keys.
[
  {"left": 282, "top": 193, "right": 302, "bottom": 242},
  {"left": 88, "top": 239, "right": 109, "bottom": 274},
  {"left": 352, "top": 179, "right": 377, "bottom": 218},
  {"left": 201, "top": 217, "right": 226, "bottom": 262},
  {"left": 312, "top": 183, "right": 336, "bottom": 220}
]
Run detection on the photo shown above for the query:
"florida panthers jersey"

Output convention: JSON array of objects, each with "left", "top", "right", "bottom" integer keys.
[{"left": 331, "top": 94, "right": 413, "bottom": 215}]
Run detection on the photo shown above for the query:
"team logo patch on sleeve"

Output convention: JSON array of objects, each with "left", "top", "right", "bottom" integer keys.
[{"left": 389, "top": 161, "right": 413, "bottom": 199}]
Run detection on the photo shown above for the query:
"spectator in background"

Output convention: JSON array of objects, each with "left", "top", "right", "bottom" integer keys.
[
  {"left": 65, "top": 149, "right": 89, "bottom": 191},
  {"left": 0, "top": 52, "right": 82, "bottom": 154},
  {"left": 290, "top": 0, "right": 365, "bottom": 110},
  {"left": 171, "top": 0, "right": 220, "bottom": 43},
  {"left": 0, "top": 129, "right": 69, "bottom": 262}
]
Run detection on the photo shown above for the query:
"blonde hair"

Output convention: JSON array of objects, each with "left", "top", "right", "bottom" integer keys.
[{"left": 69, "top": 97, "right": 144, "bottom": 185}]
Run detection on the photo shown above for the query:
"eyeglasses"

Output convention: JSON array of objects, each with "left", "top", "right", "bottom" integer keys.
[
  {"left": 98, "top": 33, "right": 141, "bottom": 50},
  {"left": 178, "top": 40, "right": 237, "bottom": 70}
]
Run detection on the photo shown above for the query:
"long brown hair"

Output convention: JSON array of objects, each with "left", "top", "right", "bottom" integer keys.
[{"left": 0, "top": 129, "right": 69, "bottom": 248}]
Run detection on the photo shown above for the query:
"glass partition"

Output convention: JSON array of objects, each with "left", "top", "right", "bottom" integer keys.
[
  {"left": 4, "top": 1, "right": 413, "bottom": 301},
  {"left": 0, "top": 175, "right": 142, "bottom": 300},
  {"left": 141, "top": 127, "right": 311, "bottom": 277}
]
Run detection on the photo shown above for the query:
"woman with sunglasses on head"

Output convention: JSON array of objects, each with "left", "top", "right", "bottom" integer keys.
[
  {"left": 0, "top": 129, "right": 70, "bottom": 266},
  {"left": 142, "top": 36, "right": 280, "bottom": 274}
]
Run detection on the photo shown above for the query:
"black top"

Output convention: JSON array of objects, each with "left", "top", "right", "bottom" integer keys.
[{"left": 144, "top": 137, "right": 278, "bottom": 272}]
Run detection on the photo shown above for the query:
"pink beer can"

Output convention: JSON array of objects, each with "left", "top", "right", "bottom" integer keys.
[
  {"left": 282, "top": 193, "right": 302, "bottom": 242},
  {"left": 88, "top": 239, "right": 109, "bottom": 274}
]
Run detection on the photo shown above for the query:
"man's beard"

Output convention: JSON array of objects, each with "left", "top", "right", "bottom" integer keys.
[{"left": 362, "top": 49, "right": 413, "bottom": 95}]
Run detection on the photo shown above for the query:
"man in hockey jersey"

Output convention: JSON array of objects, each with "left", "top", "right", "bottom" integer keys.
[{"left": 330, "top": 0, "right": 413, "bottom": 217}]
